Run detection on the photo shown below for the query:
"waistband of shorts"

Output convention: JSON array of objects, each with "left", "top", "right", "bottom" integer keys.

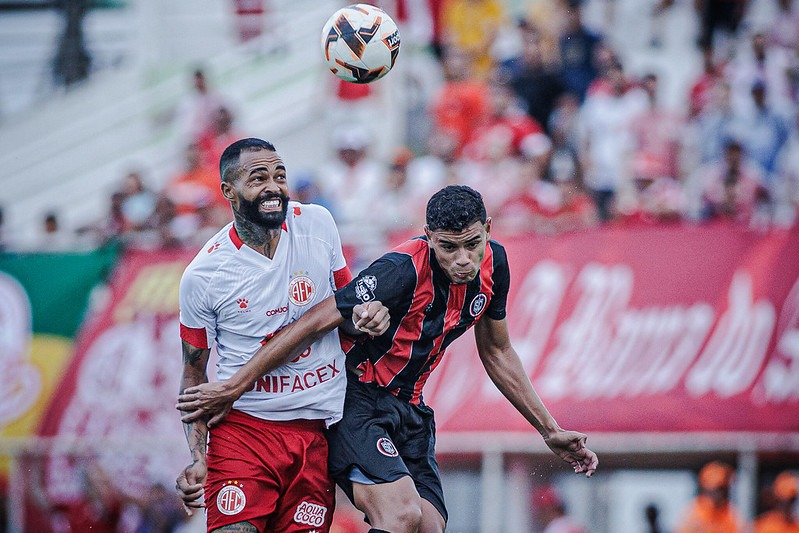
[{"left": 227, "top": 409, "right": 326, "bottom": 430}]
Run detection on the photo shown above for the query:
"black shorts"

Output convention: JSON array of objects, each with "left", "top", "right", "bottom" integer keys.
[{"left": 326, "top": 372, "right": 448, "bottom": 523}]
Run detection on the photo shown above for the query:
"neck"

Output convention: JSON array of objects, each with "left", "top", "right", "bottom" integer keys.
[{"left": 233, "top": 213, "right": 282, "bottom": 258}]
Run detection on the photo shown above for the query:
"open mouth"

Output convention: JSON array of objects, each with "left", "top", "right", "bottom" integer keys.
[{"left": 260, "top": 197, "right": 282, "bottom": 211}]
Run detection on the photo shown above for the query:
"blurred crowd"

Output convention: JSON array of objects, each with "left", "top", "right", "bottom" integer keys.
[
  {"left": 3, "top": 0, "right": 798, "bottom": 263},
  {"left": 4, "top": 0, "right": 799, "bottom": 255}
]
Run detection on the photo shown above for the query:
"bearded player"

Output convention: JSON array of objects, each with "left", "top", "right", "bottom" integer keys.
[
  {"left": 178, "top": 185, "right": 598, "bottom": 533},
  {"left": 175, "top": 138, "right": 389, "bottom": 532}
]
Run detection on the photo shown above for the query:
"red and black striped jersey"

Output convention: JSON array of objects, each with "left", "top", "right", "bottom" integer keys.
[{"left": 335, "top": 236, "right": 510, "bottom": 405}]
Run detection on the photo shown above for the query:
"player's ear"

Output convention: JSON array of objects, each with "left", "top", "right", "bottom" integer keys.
[
  {"left": 423, "top": 225, "right": 432, "bottom": 241},
  {"left": 221, "top": 181, "right": 235, "bottom": 202},
  {"left": 484, "top": 217, "right": 492, "bottom": 236}
]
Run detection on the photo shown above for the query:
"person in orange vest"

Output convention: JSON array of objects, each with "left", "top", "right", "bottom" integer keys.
[
  {"left": 755, "top": 471, "right": 799, "bottom": 533},
  {"left": 676, "top": 461, "right": 748, "bottom": 533}
]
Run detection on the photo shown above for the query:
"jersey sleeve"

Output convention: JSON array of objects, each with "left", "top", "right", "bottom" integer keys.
[
  {"left": 312, "top": 204, "right": 352, "bottom": 290},
  {"left": 485, "top": 241, "right": 510, "bottom": 321},
  {"left": 334, "top": 253, "right": 416, "bottom": 321},
  {"left": 178, "top": 269, "right": 216, "bottom": 349}
]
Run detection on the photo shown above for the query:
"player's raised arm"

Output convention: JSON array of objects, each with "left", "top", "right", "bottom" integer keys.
[
  {"left": 473, "top": 316, "right": 598, "bottom": 477},
  {"left": 176, "top": 295, "right": 389, "bottom": 426}
]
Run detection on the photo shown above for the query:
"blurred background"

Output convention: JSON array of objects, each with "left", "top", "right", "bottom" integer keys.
[{"left": 0, "top": 0, "right": 798, "bottom": 531}]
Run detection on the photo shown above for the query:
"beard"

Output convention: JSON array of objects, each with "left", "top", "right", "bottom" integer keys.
[{"left": 237, "top": 191, "right": 290, "bottom": 230}]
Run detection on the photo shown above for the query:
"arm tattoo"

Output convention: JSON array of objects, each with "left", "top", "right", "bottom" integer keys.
[{"left": 182, "top": 343, "right": 207, "bottom": 367}]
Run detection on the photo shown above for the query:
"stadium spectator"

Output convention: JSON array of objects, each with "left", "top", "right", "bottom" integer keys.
[
  {"left": 676, "top": 461, "right": 747, "bottom": 533},
  {"left": 558, "top": 0, "right": 603, "bottom": 102},
  {"left": 577, "top": 59, "right": 648, "bottom": 221},
  {"left": 735, "top": 80, "right": 790, "bottom": 185},
  {"left": 689, "top": 42, "right": 727, "bottom": 119},
  {"left": 463, "top": 77, "right": 549, "bottom": 163},
  {"left": 29, "top": 210, "right": 78, "bottom": 252},
  {"left": 317, "top": 126, "right": 389, "bottom": 266},
  {"left": 507, "top": 22, "right": 566, "bottom": 136},
  {"left": 164, "top": 142, "right": 231, "bottom": 246},
  {"left": 684, "top": 80, "right": 740, "bottom": 172},
  {"left": 165, "top": 142, "right": 228, "bottom": 216},
  {"left": 767, "top": 0, "right": 799, "bottom": 52},
  {"left": 176, "top": 68, "right": 231, "bottom": 146},
  {"left": 376, "top": 146, "right": 428, "bottom": 240},
  {"left": 0, "top": 205, "right": 7, "bottom": 252},
  {"left": 118, "top": 170, "right": 157, "bottom": 234},
  {"left": 695, "top": 0, "right": 749, "bottom": 58},
  {"left": 532, "top": 484, "right": 587, "bottom": 533},
  {"left": 645, "top": 502, "right": 665, "bottom": 533},
  {"left": 428, "top": 46, "right": 491, "bottom": 156},
  {"left": 439, "top": 0, "right": 506, "bottom": 80},
  {"left": 629, "top": 72, "right": 686, "bottom": 184},
  {"left": 291, "top": 173, "right": 334, "bottom": 214},
  {"left": 754, "top": 471, "right": 799, "bottom": 533},
  {"left": 694, "top": 138, "right": 770, "bottom": 224},
  {"left": 197, "top": 105, "right": 244, "bottom": 170},
  {"left": 725, "top": 31, "right": 794, "bottom": 118}
]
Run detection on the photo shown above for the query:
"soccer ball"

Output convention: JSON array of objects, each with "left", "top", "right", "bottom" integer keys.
[{"left": 321, "top": 4, "right": 400, "bottom": 84}]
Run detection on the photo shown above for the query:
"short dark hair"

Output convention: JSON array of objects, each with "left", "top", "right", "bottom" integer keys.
[
  {"left": 426, "top": 185, "right": 486, "bottom": 231},
  {"left": 219, "top": 138, "right": 277, "bottom": 183}
]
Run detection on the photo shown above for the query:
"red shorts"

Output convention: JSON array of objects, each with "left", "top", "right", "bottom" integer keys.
[{"left": 205, "top": 409, "right": 335, "bottom": 532}]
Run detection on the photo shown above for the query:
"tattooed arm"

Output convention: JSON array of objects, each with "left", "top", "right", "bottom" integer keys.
[{"left": 175, "top": 339, "right": 211, "bottom": 512}]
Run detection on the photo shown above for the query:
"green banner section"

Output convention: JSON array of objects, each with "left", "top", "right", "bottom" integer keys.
[{"left": 0, "top": 246, "right": 119, "bottom": 338}]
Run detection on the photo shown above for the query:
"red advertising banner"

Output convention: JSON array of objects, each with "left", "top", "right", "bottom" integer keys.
[
  {"left": 34, "top": 223, "right": 799, "bottom": 499},
  {"left": 425, "top": 223, "right": 799, "bottom": 434}
]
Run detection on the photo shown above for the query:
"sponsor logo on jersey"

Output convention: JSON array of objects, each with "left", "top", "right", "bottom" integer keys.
[
  {"left": 265, "top": 305, "right": 288, "bottom": 317},
  {"left": 217, "top": 481, "right": 246, "bottom": 515},
  {"left": 293, "top": 501, "right": 327, "bottom": 527},
  {"left": 376, "top": 437, "right": 398, "bottom": 457},
  {"left": 206, "top": 242, "right": 221, "bottom": 253},
  {"left": 251, "top": 360, "right": 340, "bottom": 394},
  {"left": 469, "top": 293, "right": 488, "bottom": 317},
  {"left": 289, "top": 275, "right": 315, "bottom": 306},
  {"left": 237, "top": 298, "right": 248, "bottom": 309},
  {"left": 355, "top": 275, "right": 377, "bottom": 302}
]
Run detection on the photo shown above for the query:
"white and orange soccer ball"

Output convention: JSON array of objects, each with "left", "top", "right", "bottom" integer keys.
[{"left": 321, "top": 4, "right": 400, "bottom": 84}]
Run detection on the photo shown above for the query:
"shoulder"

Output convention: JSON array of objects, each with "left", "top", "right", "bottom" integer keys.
[
  {"left": 287, "top": 202, "right": 337, "bottom": 233},
  {"left": 182, "top": 224, "right": 238, "bottom": 285},
  {"left": 487, "top": 239, "right": 508, "bottom": 263},
  {"left": 385, "top": 237, "right": 429, "bottom": 266}
]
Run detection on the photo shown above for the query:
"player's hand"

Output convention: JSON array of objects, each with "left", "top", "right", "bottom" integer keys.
[
  {"left": 177, "top": 381, "right": 237, "bottom": 427},
  {"left": 543, "top": 429, "right": 598, "bottom": 478},
  {"left": 176, "top": 460, "right": 207, "bottom": 514},
  {"left": 352, "top": 300, "right": 390, "bottom": 336}
]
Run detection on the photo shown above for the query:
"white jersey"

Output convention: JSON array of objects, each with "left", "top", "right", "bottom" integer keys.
[{"left": 179, "top": 202, "right": 351, "bottom": 426}]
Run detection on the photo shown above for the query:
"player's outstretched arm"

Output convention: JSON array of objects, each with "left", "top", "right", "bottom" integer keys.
[
  {"left": 176, "top": 339, "right": 211, "bottom": 512},
  {"left": 473, "top": 317, "right": 598, "bottom": 477},
  {"left": 177, "top": 296, "right": 390, "bottom": 426}
]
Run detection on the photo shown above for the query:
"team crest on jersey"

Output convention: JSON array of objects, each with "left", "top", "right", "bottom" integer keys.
[
  {"left": 355, "top": 275, "right": 378, "bottom": 302},
  {"left": 469, "top": 293, "right": 488, "bottom": 317},
  {"left": 293, "top": 501, "right": 327, "bottom": 527},
  {"left": 376, "top": 437, "right": 398, "bottom": 457},
  {"left": 289, "top": 275, "right": 315, "bottom": 306},
  {"left": 217, "top": 481, "right": 246, "bottom": 515}
]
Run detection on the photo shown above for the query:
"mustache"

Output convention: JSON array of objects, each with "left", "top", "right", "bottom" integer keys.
[{"left": 258, "top": 192, "right": 289, "bottom": 202}]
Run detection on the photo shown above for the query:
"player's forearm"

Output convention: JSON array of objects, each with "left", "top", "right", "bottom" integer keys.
[
  {"left": 226, "top": 295, "right": 345, "bottom": 394},
  {"left": 480, "top": 347, "right": 561, "bottom": 438},
  {"left": 180, "top": 341, "right": 211, "bottom": 460}
]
